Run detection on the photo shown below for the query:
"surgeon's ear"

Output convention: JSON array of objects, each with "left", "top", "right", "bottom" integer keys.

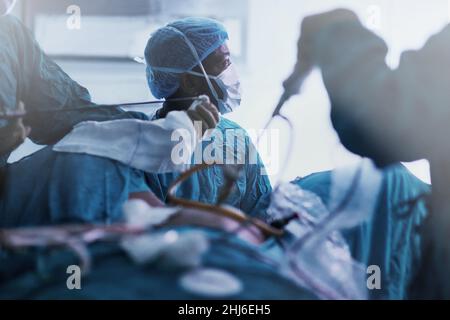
[{"left": 179, "top": 73, "right": 203, "bottom": 96}]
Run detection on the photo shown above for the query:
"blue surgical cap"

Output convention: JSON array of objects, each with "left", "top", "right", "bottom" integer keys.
[{"left": 145, "top": 17, "right": 229, "bottom": 99}]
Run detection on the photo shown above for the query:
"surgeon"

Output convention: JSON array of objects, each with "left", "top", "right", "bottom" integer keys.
[
  {"left": 132, "top": 17, "right": 429, "bottom": 300},
  {"left": 144, "top": 18, "right": 272, "bottom": 219},
  {"left": 0, "top": 4, "right": 219, "bottom": 227}
]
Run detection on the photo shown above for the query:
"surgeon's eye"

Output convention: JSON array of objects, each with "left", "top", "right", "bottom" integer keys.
[
  {"left": 211, "top": 58, "right": 231, "bottom": 76},
  {"left": 223, "top": 59, "right": 231, "bottom": 70}
]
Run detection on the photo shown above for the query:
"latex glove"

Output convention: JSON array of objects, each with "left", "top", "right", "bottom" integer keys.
[{"left": 186, "top": 95, "right": 220, "bottom": 139}]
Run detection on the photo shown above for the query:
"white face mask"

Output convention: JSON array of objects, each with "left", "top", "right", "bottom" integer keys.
[
  {"left": 0, "top": 0, "right": 17, "bottom": 16},
  {"left": 187, "top": 64, "right": 242, "bottom": 114}
]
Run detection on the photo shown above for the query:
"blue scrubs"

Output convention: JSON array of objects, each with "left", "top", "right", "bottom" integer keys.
[
  {"left": 295, "top": 164, "right": 430, "bottom": 299},
  {"left": 147, "top": 117, "right": 272, "bottom": 220},
  {"left": 0, "top": 146, "right": 150, "bottom": 228}
]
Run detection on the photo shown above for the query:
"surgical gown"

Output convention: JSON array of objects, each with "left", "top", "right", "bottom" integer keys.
[
  {"left": 0, "top": 146, "right": 151, "bottom": 228},
  {"left": 0, "top": 15, "right": 435, "bottom": 299},
  {"left": 295, "top": 164, "right": 430, "bottom": 299},
  {"left": 146, "top": 117, "right": 272, "bottom": 220}
]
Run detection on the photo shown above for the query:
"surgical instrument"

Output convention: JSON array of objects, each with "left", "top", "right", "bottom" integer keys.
[{"left": 0, "top": 97, "right": 204, "bottom": 120}]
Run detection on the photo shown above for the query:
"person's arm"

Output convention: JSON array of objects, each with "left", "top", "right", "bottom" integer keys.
[
  {"left": 24, "top": 107, "right": 149, "bottom": 145},
  {"left": 0, "top": 15, "right": 146, "bottom": 150},
  {"left": 53, "top": 98, "right": 219, "bottom": 174},
  {"left": 294, "top": 9, "right": 450, "bottom": 299},
  {"left": 0, "top": 102, "right": 30, "bottom": 166},
  {"left": 292, "top": 9, "right": 450, "bottom": 167}
]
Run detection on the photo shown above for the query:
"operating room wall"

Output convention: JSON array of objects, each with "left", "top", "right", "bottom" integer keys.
[{"left": 10, "top": 0, "right": 450, "bottom": 184}]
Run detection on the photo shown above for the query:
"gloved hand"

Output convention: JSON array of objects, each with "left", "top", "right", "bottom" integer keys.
[
  {"left": 284, "top": 9, "right": 359, "bottom": 93},
  {"left": 186, "top": 95, "right": 220, "bottom": 139},
  {"left": 0, "top": 102, "right": 31, "bottom": 156}
]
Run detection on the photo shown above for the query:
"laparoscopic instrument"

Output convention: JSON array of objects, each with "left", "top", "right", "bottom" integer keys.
[{"left": 0, "top": 97, "right": 204, "bottom": 120}]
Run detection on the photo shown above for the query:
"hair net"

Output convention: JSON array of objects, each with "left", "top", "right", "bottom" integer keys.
[{"left": 145, "top": 17, "right": 229, "bottom": 99}]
